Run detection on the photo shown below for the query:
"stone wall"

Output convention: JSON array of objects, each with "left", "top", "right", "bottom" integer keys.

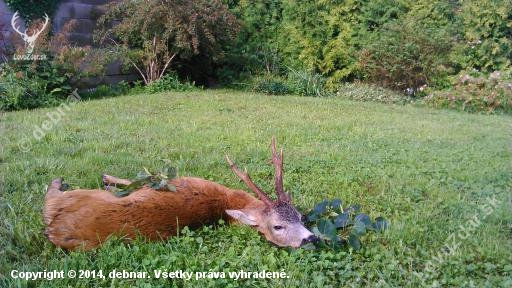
[{"left": 0, "top": 0, "right": 139, "bottom": 88}]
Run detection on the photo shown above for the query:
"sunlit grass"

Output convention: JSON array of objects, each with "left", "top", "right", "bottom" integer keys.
[{"left": 1, "top": 89, "right": 510, "bottom": 287}]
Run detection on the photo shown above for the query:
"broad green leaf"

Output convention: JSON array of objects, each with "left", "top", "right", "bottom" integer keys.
[
  {"left": 348, "top": 234, "right": 361, "bottom": 250},
  {"left": 334, "top": 212, "right": 350, "bottom": 228},
  {"left": 313, "top": 199, "right": 329, "bottom": 215},
  {"left": 355, "top": 213, "right": 372, "bottom": 226},
  {"left": 352, "top": 219, "right": 367, "bottom": 236},
  {"left": 331, "top": 198, "right": 342, "bottom": 213},
  {"left": 317, "top": 219, "right": 337, "bottom": 240},
  {"left": 344, "top": 204, "right": 361, "bottom": 214}
]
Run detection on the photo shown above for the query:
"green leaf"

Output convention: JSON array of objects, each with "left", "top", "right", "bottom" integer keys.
[
  {"left": 300, "top": 242, "right": 317, "bottom": 250},
  {"left": 344, "top": 204, "right": 361, "bottom": 214},
  {"left": 317, "top": 219, "right": 337, "bottom": 240},
  {"left": 355, "top": 213, "right": 372, "bottom": 227},
  {"left": 348, "top": 234, "right": 361, "bottom": 250},
  {"left": 353, "top": 219, "right": 367, "bottom": 236},
  {"left": 313, "top": 199, "right": 329, "bottom": 215},
  {"left": 136, "top": 170, "right": 151, "bottom": 180},
  {"left": 113, "top": 189, "right": 135, "bottom": 197},
  {"left": 50, "top": 88, "right": 62, "bottom": 94},
  {"left": 306, "top": 212, "right": 320, "bottom": 222},
  {"left": 331, "top": 198, "right": 342, "bottom": 213},
  {"left": 334, "top": 213, "right": 350, "bottom": 228}
]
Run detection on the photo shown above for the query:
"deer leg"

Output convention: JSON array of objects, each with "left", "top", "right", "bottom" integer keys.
[{"left": 102, "top": 174, "right": 132, "bottom": 190}]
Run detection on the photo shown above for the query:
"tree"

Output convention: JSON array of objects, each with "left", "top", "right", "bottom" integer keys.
[{"left": 95, "top": 0, "right": 239, "bottom": 84}]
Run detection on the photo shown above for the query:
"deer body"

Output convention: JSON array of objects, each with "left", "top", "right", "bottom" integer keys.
[
  {"left": 44, "top": 138, "right": 317, "bottom": 250},
  {"left": 44, "top": 177, "right": 264, "bottom": 250}
]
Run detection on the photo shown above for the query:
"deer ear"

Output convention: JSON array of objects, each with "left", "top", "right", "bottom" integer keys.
[{"left": 225, "top": 209, "right": 257, "bottom": 226}]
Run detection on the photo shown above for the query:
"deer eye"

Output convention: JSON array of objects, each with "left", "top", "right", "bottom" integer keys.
[{"left": 273, "top": 225, "right": 284, "bottom": 230}]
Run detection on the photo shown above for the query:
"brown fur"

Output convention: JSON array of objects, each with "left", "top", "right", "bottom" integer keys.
[{"left": 44, "top": 177, "right": 265, "bottom": 250}]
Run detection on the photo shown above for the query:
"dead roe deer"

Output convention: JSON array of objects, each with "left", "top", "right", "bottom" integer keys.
[{"left": 44, "top": 137, "right": 318, "bottom": 250}]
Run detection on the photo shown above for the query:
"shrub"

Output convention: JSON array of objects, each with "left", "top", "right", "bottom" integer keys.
[
  {"left": 252, "top": 75, "right": 291, "bottom": 95},
  {"left": 95, "top": 0, "right": 239, "bottom": 85},
  {"left": 423, "top": 70, "right": 512, "bottom": 114},
  {"left": 0, "top": 18, "right": 103, "bottom": 111},
  {"left": 0, "top": 63, "right": 55, "bottom": 110},
  {"left": 356, "top": 1, "right": 456, "bottom": 92},
  {"left": 0, "top": 60, "right": 70, "bottom": 111},
  {"left": 450, "top": 0, "right": 512, "bottom": 73},
  {"left": 287, "top": 68, "right": 331, "bottom": 97},
  {"left": 145, "top": 74, "right": 198, "bottom": 94},
  {"left": 82, "top": 82, "right": 131, "bottom": 100}
]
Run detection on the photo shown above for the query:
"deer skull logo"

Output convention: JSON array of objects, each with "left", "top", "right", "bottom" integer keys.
[{"left": 11, "top": 11, "right": 50, "bottom": 55}]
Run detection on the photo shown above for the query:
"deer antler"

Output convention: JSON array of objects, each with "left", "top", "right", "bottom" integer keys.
[
  {"left": 271, "top": 136, "right": 291, "bottom": 203},
  {"left": 11, "top": 12, "right": 26, "bottom": 37},
  {"left": 31, "top": 14, "right": 50, "bottom": 39},
  {"left": 226, "top": 155, "right": 273, "bottom": 207}
]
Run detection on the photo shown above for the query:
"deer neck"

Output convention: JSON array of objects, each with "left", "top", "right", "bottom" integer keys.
[{"left": 224, "top": 188, "right": 266, "bottom": 211}]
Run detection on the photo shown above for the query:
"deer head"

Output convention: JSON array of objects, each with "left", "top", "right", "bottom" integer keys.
[
  {"left": 11, "top": 11, "right": 50, "bottom": 54},
  {"left": 225, "top": 137, "right": 318, "bottom": 248}
]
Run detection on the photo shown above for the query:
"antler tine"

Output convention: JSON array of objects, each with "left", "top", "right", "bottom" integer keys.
[
  {"left": 226, "top": 155, "right": 273, "bottom": 207},
  {"left": 271, "top": 136, "right": 291, "bottom": 203},
  {"left": 11, "top": 12, "right": 25, "bottom": 36},
  {"left": 32, "top": 13, "right": 50, "bottom": 38}
]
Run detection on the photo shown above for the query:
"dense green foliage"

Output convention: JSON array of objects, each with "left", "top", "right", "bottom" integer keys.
[
  {"left": 1, "top": 90, "right": 510, "bottom": 286},
  {"left": 0, "top": 60, "right": 73, "bottom": 111},
  {"left": 223, "top": 0, "right": 512, "bottom": 93},
  {"left": 3, "top": 0, "right": 511, "bottom": 113},
  {"left": 304, "top": 199, "right": 389, "bottom": 251}
]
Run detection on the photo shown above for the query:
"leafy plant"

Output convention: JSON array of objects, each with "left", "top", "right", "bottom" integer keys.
[
  {"left": 82, "top": 82, "right": 131, "bottom": 100},
  {"left": 423, "top": 69, "right": 512, "bottom": 114},
  {"left": 145, "top": 73, "right": 198, "bottom": 94},
  {"left": 95, "top": 0, "right": 239, "bottom": 85},
  {"left": 303, "top": 198, "right": 389, "bottom": 250},
  {"left": 107, "top": 161, "right": 178, "bottom": 197},
  {"left": 287, "top": 68, "right": 332, "bottom": 97},
  {"left": 252, "top": 75, "right": 291, "bottom": 95}
]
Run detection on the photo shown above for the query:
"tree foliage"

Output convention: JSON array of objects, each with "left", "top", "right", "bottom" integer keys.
[
  {"left": 95, "top": 0, "right": 239, "bottom": 84},
  {"left": 223, "top": 0, "right": 512, "bottom": 92}
]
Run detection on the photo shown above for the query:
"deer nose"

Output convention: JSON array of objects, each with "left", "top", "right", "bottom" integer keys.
[{"left": 301, "top": 235, "right": 320, "bottom": 246}]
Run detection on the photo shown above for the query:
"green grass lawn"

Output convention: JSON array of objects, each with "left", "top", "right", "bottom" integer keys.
[{"left": 1, "top": 89, "right": 510, "bottom": 287}]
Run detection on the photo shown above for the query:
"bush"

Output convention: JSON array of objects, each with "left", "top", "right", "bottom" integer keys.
[
  {"left": 423, "top": 70, "right": 512, "bottom": 114},
  {"left": 82, "top": 82, "right": 131, "bottom": 100},
  {"left": 252, "top": 75, "right": 291, "bottom": 95},
  {"left": 450, "top": 0, "right": 512, "bottom": 72},
  {"left": 0, "top": 61, "right": 69, "bottom": 111},
  {"left": 356, "top": 1, "right": 456, "bottom": 91},
  {"left": 287, "top": 68, "right": 331, "bottom": 97},
  {"left": 144, "top": 74, "right": 198, "bottom": 94},
  {"left": 0, "top": 18, "right": 105, "bottom": 111},
  {"left": 96, "top": 0, "right": 239, "bottom": 85}
]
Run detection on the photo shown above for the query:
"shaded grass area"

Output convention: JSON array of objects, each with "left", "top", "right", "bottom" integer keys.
[{"left": 1, "top": 89, "right": 511, "bottom": 287}]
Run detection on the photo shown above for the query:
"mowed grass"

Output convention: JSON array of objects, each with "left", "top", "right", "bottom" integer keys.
[{"left": 0, "top": 89, "right": 510, "bottom": 287}]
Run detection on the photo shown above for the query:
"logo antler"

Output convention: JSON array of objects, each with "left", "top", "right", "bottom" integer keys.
[{"left": 11, "top": 11, "right": 50, "bottom": 54}]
